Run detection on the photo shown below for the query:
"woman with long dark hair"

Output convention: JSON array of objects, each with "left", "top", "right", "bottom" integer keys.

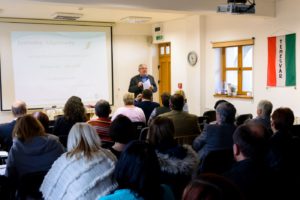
[{"left": 100, "top": 140, "right": 174, "bottom": 200}]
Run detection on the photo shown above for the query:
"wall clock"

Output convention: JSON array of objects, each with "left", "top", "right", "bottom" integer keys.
[{"left": 187, "top": 51, "right": 198, "bottom": 66}]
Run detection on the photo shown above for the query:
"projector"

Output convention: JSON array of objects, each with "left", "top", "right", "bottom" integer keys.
[{"left": 217, "top": 0, "right": 255, "bottom": 14}]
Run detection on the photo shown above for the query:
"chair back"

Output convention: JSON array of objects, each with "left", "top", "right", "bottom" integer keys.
[
  {"left": 58, "top": 135, "right": 68, "bottom": 148},
  {"left": 235, "top": 114, "right": 253, "bottom": 126},
  {"left": 48, "top": 120, "right": 55, "bottom": 133},
  {"left": 139, "top": 127, "right": 149, "bottom": 141},
  {"left": 132, "top": 122, "right": 146, "bottom": 139},
  {"left": 0, "top": 175, "right": 14, "bottom": 199},
  {"left": 198, "top": 149, "right": 234, "bottom": 174},
  {"left": 175, "top": 134, "right": 199, "bottom": 145},
  {"left": 291, "top": 125, "right": 300, "bottom": 138},
  {"left": 0, "top": 151, "right": 8, "bottom": 165},
  {"left": 203, "top": 110, "right": 216, "bottom": 123},
  {"left": 16, "top": 171, "right": 48, "bottom": 200},
  {"left": 198, "top": 116, "right": 209, "bottom": 131}
]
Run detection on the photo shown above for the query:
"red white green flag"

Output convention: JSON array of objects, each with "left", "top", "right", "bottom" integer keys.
[{"left": 267, "top": 33, "right": 296, "bottom": 87}]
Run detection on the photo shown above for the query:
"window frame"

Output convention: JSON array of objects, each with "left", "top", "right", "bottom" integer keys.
[{"left": 213, "top": 38, "right": 254, "bottom": 97}]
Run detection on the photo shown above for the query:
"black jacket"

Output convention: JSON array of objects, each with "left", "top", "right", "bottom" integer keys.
[
  {"left": 128, "top": 74, "right": 157, "bottom": 97},
  {"left": 0, "top": 120, "right": 16, "bottom": 151}
]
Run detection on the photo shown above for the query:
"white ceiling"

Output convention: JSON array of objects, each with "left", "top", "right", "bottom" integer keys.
[{"left": 0, "top": 0, "right": 276, "bottom": 24}]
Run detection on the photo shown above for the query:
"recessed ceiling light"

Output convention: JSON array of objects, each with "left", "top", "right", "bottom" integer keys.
[{"left": 120, "top": 16, "right": 152, "bottom": 24}]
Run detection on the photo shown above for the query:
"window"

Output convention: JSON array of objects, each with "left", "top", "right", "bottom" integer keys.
[{"left": 213, "top": 39, "right": 254, "bottom": 97}]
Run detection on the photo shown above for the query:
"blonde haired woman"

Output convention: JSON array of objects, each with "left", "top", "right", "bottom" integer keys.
[
  {"left": 111, "top": 92, "right": 146, "bottom": 123},
  {"left": 40, "top": 123, "right": 118, "bottom": 200}
]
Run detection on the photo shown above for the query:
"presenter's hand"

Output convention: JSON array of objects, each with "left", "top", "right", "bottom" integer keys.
[
  {"left": 135, "top": 94, "right": 142, "bottom": 102},
  {"left": 138, "top": 82, "right": 143, "bottom": 87},
  {"left": 149, "top": 85, "right": 153, "bottom": 91}
]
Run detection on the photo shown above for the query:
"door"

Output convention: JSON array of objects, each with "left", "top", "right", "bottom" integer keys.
[{"left": 158, "top": 43, "right": 171, "bottom": 100}]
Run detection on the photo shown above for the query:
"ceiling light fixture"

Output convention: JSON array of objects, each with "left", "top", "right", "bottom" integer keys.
[
  {"left": 120, "top": 16, "right": 152, "bottom": 24},
  {"left": 52, "top": 12, "right": 83, "bottom": 21}
]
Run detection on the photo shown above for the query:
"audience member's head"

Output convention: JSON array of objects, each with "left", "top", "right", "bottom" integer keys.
[
  {"left": 161, "top": 92, "right": 171, "bottom": 108},
  {"left": 13, "top": 114, "right": 45, "bottom": 142},
  {"left": 175, "top": 90, "right": 187, "bottom": 101},
  {"left": 94, "top": 100, "right": 111, "bottom": 118},
  {"left": 142, "top": 89, "right": 153, "bottom": 101},
  {"left": 170, "top": 93, "right": 184, "bottom": 111},
  {"left": 257, "top": 100, "right": 273, "bottom": 118},
  {"left": 109, "top": 115, "right": 137, "bottom": 144},
  {"left": 32, "top": 111, "right": 50, "bottom": 132},
  {"left": 123, "top": 92, "right": 135, "bottom": 106},
  {"left": 63, "top": 96, "right": 87, "bottom": 122},
  {"left": 114, "top": 140, "right": 162, "bottom": 200},
  {"left": 216, "top": 102, "right": 236, "bottom": 124},
  {"left": 271, "top": 107, "right": 294, "bottom": 132},
  {"left": 182, "top": 173, "right": 243, "bottom": 200},
  {"left": 233, "top": 124, "right": 269, "bottom": 161},
  {"left": 148, "top": 116, "right": 175, "bottom": 150},
  {"left": 12, "top": 100, "right": 27, "bottom": 118},
  {"left": 214, "top": 100, "right": 228, "bottom": 110},
  {"left": 67, "top": 123, "right": 101, "bottom": 160}
]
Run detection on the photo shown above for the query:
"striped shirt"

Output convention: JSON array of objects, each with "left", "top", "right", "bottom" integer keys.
[{"left": 88, "top": 117, "right": 113, "bottom": 142}]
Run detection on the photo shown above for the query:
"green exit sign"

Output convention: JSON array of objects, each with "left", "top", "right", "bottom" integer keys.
[{"left": 156, "top": 35, "right": 163, "bottom": 41}]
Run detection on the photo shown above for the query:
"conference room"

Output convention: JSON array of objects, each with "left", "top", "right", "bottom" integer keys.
[
  {"left": 0, "top": 0, "right": 297, "bottom": 122},
  {"left": 0, "top": 0, "right": 300, "bottom": 199}
]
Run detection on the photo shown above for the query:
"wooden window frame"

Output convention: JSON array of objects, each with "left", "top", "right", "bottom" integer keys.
[{"left": 213, "top": 39, "right": 254, "bottom": 98}]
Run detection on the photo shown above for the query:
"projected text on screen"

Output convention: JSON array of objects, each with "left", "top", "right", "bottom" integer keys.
[{"left": 11, "top": 32, "right": 111, "bottom": 109}]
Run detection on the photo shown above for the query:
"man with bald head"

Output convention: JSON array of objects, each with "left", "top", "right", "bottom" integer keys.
[
  {"left": 0, "top": 100, "right": 27, "bottom": 151},
  {"left": 128, "top": 64, "right": 157, "bottom": 97}
]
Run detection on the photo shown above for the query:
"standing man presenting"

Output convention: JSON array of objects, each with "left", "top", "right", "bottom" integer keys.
[{"left": 128, "top": 64, "right": 157, "bottom": 97}]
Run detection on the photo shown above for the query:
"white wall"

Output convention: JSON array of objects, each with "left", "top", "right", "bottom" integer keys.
[
  {"left": 161, "top": 16, "right": 203, "bottom": 115},
  {"left": 159, "top": 0, "right": 300, "bottom": 119},
  {"left": 205, "top": 0, "right": 300, "bottom": 117},
  {"left": 0, "top": 23, "right": 154, "bottom": 123},
  {"left": 2, "top": 0, "right": 297, "bottom": 122},
  {"left": 113, "top": 23, "right": 154, "bottom": 112}
]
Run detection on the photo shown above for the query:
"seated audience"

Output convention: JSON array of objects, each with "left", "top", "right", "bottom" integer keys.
[
  {"left": 148, "top": 92, "right": 171, "bottom": 125},
  {"left": 199, "top": 100, "right": 228, "bottom": 125},
  {"left": 267, "top": 107, "right": 295, "bottom": 171},
  {"left": 100, "top": 140, "right": 175, "bottom": 200},
  {"left": 250, "top": 100, "right": 273, "bottom": 129},
  {"left": 182, "top": 173, "right": 243, "bottom": 200},
  {"left": 53, "top": 96, "right": 87, "bottom": 146},
  {"left": 40, "top": 123, "right": 117, "bottom": 200},
  {"left": 214, "top": 99, "right": 228, "bottom": 110},
  {"left": 112, "top": 92, "right": 146, "bottom": 123},
  {"left": 135, "top": 89, "right": 160, "bottom": 124},
  {"left": 159, "top": 93, "right": 200, "bottom": 137},
  {"left": 193, "top": 102, "right": 236, "bottom": 161},
  {"left": 266, "top": 107, "right": 300, "bottom": 200},
  {"left": 148, "top": 117, "right": 199, "bottom": 199},
  {"left": 0, "top": 100, "right": 27, "bottom": 151},
  {"left": 174, "top": 90, "right": 188, "bottom": 112},
  {"left": 5, "top": 115, "right": 64, "bottom": 183},
  {"left": 88, "top": 100, "right": 113, "bottom": 146},
  {"left": 108, "top": 115, "right": 137, "bottom": 159},
  {"left": 32, "top": 111, "right": 50, "bottom": 133},
  {"left": 224, "top": 124, "right": 270, "bottom": 200}
]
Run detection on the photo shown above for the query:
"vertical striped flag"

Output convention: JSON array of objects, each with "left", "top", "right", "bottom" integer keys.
[{"left": 267, "top": 33, "right": 296, "bottom": 87}]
